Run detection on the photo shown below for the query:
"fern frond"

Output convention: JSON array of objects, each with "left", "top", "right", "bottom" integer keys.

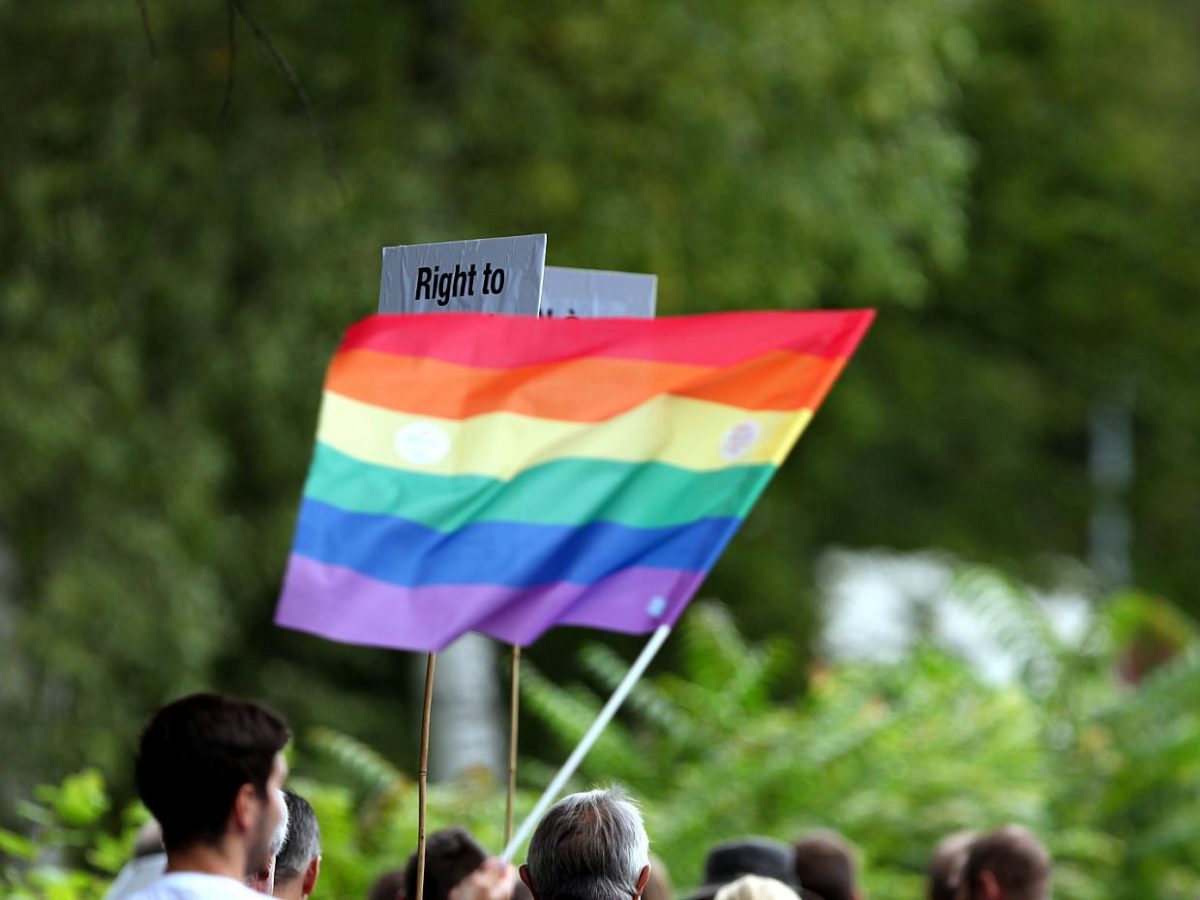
[
  {"left": 679, "top": 602, "right": 752, "bottom": 692},
  {"left": 520, "top": 662, "right": 642, "bottom": 780},
  {"left": 1092, "top": 645, "right": 1200, "bottom": 728},
  {"left": 579, "top": 643, "right": 691, "bottom": 742},
  {"left": 307, "top": 725, "right": 408, "bottom": 797},
  {"left": 520, "top": 662, "right": 603, "bottom": 745},
  {"left": 949, "top": 566, "right": 1062, "bottom": 696}
]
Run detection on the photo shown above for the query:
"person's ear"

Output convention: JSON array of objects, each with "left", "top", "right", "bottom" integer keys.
[
  {"left": 231, "top": 783, "right": 260, "bottom": 833},
  {"left": 519, "top": 865, "right": 539, "bottom": 900},
  {"left": 632, "top": 865, "right": 651, "bottom": 900},
  {"left": 979, "top": 871, "right": 1002, "bottom": 900},
  {"left": 302, "top": 855, "right": 321, "bottom": 898}
]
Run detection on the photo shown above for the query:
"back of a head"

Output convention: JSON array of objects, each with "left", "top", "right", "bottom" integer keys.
[
  {"left": 927, "top": 831, "right": 975, "bottom": 900},
  {"left": 792, "top": 832, "right": 855, "bottom": 900},
  {"left": 271, "top": 793, "right": 292, "bottom": 858},
  {"left": 404, "top": 827, "right": 488, "bottom": 900},
  {"left": 962, "top": 826, "right": 1051, "bottom": 900},
  {"left": 692, "top": 837, "right": 797, "bottom": 900},
  {"left": 527, "top": 788, "right": 650, "bottom": 900},
  {"left": 367, "top": 869, "right": 406, "bottom": 900},
  {"left": 276, "top": 790, "right": 321, "bottom": 886},
  {"left": 134, "top": 692, "right": 290, "bottom": 851},
  {"left": 714, "top": 875, "right": 800, "bottom": 900}
]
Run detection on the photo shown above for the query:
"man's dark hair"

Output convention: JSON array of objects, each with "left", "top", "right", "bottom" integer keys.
[
  {"left": 367, "top": 869, "right": 406, "bottom": 900},
  {"left": 404, "top": 827, "right": 487, "bottom": 900},
  {"left": 276, "top": 789, "right": 321, "bottom": 883},
  {"left": 134, "top": 693, "right": 290, "bottom": 851},
  {"left": 962, "top": 826, "right": 1051, "bottom": 900},
  {"left": 793, "top": 832, "right": 856, "bottom": 900},
  {"left": 927, "top": 831, "right": 974, "bottom": 900},
  {"left": 685, "top": 838, "right": 797, "bottom": 900}
]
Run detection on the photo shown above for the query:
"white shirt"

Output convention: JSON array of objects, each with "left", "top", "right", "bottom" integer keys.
[
  {"left": 105, "top": 852, "right": 167, "bottom": 898},
  {"left": 126, "top": 872, "right": 264, "bottom": 899}
]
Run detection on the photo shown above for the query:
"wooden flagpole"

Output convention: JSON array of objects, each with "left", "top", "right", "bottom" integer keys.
[
  {"left": 415, "top": 652, "right": 437, "bottom": 900},
  {"left": 505, "top": 645, "right": 521, "bottom": 847},
  {"left": 501, "top": 624, "right": 671, "bottom": 861}
]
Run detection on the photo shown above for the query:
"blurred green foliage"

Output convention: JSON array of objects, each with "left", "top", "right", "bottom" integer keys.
[
  {"left": 6, "top": 593, "right": 1200, "bottom": 899},
  {"left": 1, "top": 0, "right": 1198, "bottom": 844}
]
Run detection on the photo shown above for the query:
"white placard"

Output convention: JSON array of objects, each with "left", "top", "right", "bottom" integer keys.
[
  {"left": 378, "top": 234, "right": 547, "bottom": 315},
  {"left": 539, "top": 267, "right": 657, "bottom": 319}
]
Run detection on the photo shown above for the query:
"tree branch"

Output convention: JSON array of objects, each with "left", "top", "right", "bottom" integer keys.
[
  {"left": 221, "top": 0, "right": 236, "bottom": 116},
  {"left": 136, "top": 0, "right": 157, "bottom": 58},
  {"left": 226, "top": 0, "right": 343, "bottom": 188}
]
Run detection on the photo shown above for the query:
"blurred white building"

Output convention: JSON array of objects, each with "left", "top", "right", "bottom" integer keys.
[{"left": 817, "top": 548, "right": 1091, "bottom": 684}]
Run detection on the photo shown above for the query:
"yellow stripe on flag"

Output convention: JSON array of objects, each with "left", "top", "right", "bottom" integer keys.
[{"left": 317, "top": 390, "right": 814, "bottom": 479}]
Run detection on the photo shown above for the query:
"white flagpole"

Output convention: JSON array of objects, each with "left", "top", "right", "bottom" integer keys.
[{"left": 501, "top": 624, "right": 672, "bottom": 862}]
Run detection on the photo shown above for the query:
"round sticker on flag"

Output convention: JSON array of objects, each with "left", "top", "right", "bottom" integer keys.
[
  {"left": 646, "top": 596, "right": 668, "bottom": 619},
  {"left": 721, "top": 420, "right": 762, "bottom": 460},
  {"left": 394, "top": 422, "right": 451, "bottom": 465}
]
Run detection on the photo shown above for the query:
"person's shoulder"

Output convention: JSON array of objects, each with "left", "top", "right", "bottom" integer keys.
[
  {"left": 105, "top": 852, "right": 167, "bottom": 899},
  {"left": 126, "top": 871, "right": 261, "bottom": 898}
]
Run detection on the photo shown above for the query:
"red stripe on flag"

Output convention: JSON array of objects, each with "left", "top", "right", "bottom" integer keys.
[{"left": 339, "top": 309, "right": 874, "bottom": 369}]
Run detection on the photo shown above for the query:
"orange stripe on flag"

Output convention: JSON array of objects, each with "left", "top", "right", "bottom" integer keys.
[{"left": 327, "top": 348, "right": 847, "bottom": 422}]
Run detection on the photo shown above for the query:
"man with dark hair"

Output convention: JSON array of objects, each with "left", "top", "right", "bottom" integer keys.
[
  {"left": 403, "top": 827, "right": 488, "bottom": 900},
  {"left": 926, "top": 831, "right": 975, "bottom": 900},
  {"left": 960, "top": 826, "right": 1051, "bottom": 900},
  {"left": 365, "top": 869, "right": 406, "bottom": 900},
  {"left": 792, "top": 831, "right": 860, "bottom": 900},
  {"left": 273, "top": 790, "right": 321, "bottom": 899},
  {"left": 683, "top": 838, "right": 800, "bottom": 900},
  {"left": 520, "top": 788, "right": 651, "bottom": 900},
  {"left": 129, "top": 692, "right": 291, "bottom": 899}
]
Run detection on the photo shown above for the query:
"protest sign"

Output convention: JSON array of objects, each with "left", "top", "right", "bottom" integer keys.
[
  {"left": 540, "top": 267, "right": 657, "bottom": 319},
  {"left": 379, "top": 234, "right": 546, "bottom": 315}
]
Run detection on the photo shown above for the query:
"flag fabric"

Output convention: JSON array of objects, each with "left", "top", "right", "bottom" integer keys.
[{"left": 276, "top": 310, "right": 873, "bottom": 651}]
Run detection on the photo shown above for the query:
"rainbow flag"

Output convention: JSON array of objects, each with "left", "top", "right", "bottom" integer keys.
[{"left": 276, "top": 310, "right": 873, "bottom": 651}]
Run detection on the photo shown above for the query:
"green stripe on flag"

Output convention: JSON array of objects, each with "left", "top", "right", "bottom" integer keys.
[{"left": 305, "top": 442, "right": 774, "bottom": 531}]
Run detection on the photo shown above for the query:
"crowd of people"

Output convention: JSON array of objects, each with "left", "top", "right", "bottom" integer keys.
[{"left": 107, "top": 693, "right": 1052, "bottom": 900}]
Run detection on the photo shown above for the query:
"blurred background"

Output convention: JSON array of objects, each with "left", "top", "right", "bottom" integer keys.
[{"left": 1, "top": 0, "right": 1199, "bottom": 896}]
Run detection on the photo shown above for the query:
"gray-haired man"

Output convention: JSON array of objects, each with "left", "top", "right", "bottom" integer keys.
[
  {"left": 272, "top": 790, "right": 321, "bottom": 899},
  {"left": 519, "top": 789, "right": 651, "bottom": 900}
]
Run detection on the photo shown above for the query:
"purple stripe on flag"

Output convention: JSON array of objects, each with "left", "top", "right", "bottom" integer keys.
[
  {"left": 553, "top": 571, "right": 705, "bottom": 632},
  {"left": 276, "top": 553, "right": 704, "bottom": 652}
]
